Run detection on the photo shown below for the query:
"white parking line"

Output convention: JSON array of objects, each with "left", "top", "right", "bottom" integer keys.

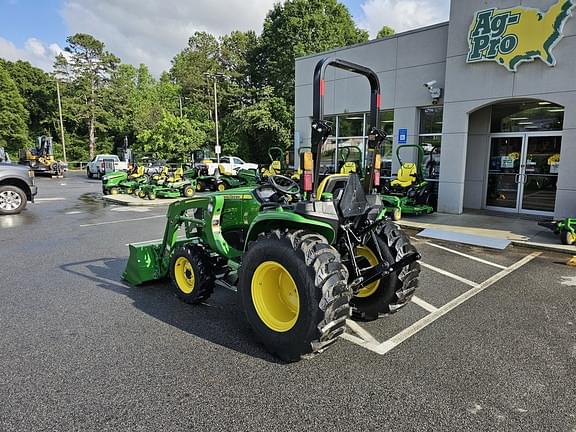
[
  {"left": 36, "top": 197, "right": 66, "bottom": 201},
  {"left": 420, "top": 262, "right": 480, "bottom": 288},
  {"left": 343, "top": 252, "right": 541, "bottom": 355},
  {"left": 80, "top": 215, "right": 165, "bottom": 227},
  {"left": 346, "top": 319, "right": 380, "bottom": 344},
  {"left": 411, "top": 296, "right": 439, "bottom": 313},
  {"left": 425, "top": 242, "right": 507, "bottom": 269}
]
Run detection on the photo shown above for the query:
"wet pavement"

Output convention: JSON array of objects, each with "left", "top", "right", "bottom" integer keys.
[{"left": 0, "top": 172, "right": 575, "bottom": 431}]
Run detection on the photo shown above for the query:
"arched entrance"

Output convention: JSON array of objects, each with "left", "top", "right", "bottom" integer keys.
[{"left": 467, "top": 99, "right": 564, "bottom": 216}]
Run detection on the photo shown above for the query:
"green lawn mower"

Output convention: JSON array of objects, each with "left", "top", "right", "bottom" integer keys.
[
  {"left": 380, "top": 144, "right": 435, "bottom": 221},
  {"left": 102, "top": 165, "right": 149, "bottom": 195},
  {"left": 136, "top": 166, "right": 196, "bottom": 200},
  {"left": 123, "top": 58, "right": 421, "bottom": 362},
  {"left": 539, "top": 218, "right": 576, "bottom": 245}
]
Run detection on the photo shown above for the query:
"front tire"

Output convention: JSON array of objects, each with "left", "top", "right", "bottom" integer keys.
[
  {"left": 182, "top": 185, "right": 194, "bottom": 197},
  {"left": 238, "top": 230, "right": 351, "bottom": 362},
  {"left": 0, "top": 185, "right": 27, "bottom": 215},
  {"left": 170, "top": 245, "right": 215, "bottom": 304},
  {"left": 87, "top": 168, "right": 93, "bottom": 179},
  {"left": 350, "top": 223, "right": 420, "bottom": 321},
  {"left": 561, "top": 230, "right": 576, "bottom": 246}
]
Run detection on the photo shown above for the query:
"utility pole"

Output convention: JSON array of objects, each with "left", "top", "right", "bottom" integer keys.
[
  {"left": 213, "top": 79, "right": 220, "bottom": 166},
  {"left": 179, "top": 95, "right": 183, "bottom": 118},
  {"left": 204, "top": 72, "right": 224, "bottom": 167},
  {"left": 56, "top": 80, "right": 67, "bottom": 163}
]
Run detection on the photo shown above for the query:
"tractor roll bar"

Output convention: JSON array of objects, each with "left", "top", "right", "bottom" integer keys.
[{"left": 311, "top": 58, "right": 381, "bottom": 196}]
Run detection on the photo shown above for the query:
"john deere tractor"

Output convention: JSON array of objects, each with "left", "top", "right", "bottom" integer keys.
[{"left": 123, "top": 58, "right": 421, "bottom": 361}]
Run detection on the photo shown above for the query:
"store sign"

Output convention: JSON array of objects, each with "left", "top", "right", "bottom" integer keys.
[
  {"left": 398, "top": 128, "right": 408, "bottom": 144},
  {"left": 467, "top": 0, "right": 575, "bottom": 72}
]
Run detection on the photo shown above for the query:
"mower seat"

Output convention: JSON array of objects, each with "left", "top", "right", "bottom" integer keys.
[
  {"left": 390, "top": 163, "right": 417, "bottom": 188},
  {"left": 340, "top": 161, "right": 357, "bottom": 175},
  {"left": 218, "top": 164, "right": 235, "bottom": 176},
  {"left": 167, "top": 167, "right": 184, "bottom": 182}
]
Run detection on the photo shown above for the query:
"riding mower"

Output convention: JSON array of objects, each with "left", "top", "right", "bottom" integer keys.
[
  {"left": 102, "top": 164, "right": 149, "bottom": 195},
  {"left": 380, "top": 144, "right": 435, "bottom": 221},
  {"left": 123, "top": 58, "right": 421, "bottom": 362},
  {"left": 539, "top": 218, "right": 576, "bottom": 245},
  {"left": 261, "top": 147, "right": 287, "bottom": 178},
  {"left": 136, "top": 166, "right": 196, "bottom": 200}
]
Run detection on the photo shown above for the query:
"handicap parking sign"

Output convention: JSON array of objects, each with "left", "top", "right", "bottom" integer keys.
[{"left": 398, "top": 128, "right": 408, "bottom": 144}]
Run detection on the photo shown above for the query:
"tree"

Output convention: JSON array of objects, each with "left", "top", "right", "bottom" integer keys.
[
  {"left": 0, "top": 64, "right": 29, "bottom": 153},
  {"left": 377, "top": 26, "right": 395, "bottom": 39},
  {"left": 1, "top": 59, "right": 56, "bottom": 139},
  {"left": 54, "top": 33, "right": 120, "bottom": 159},
  {"left": 136, "top": 111, "right": 207, "bottom": 161},
  {"left": 257, "top": 0, "right": 369, "bottom": 103},
  {"left": 232, "top": 87, "right": 292, "bottom": 164}
]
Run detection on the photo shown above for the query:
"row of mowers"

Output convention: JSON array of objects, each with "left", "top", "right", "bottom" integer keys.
[{"left": 102, "top": 161, "right": 262, "bottom": 200}]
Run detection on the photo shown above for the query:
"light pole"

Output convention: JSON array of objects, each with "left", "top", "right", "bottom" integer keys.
[
  {"left": 55, "top": 80, "right": 67, "bottom": 163},
  {"left": 204, "top": 72, "right": 225, "bottom": 166}
]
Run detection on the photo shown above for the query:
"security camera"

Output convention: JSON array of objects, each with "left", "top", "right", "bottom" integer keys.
[{"left": 424, "top": 80, "right": 443, "bottom": 104}]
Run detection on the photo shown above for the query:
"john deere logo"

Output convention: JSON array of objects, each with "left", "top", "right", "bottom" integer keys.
[{"left": 467, "top": 0, "right": 575, "bottom": 71}]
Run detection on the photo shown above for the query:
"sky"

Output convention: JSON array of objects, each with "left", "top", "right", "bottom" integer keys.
[{"left": 0, "top": 0, "right": 450, "bottom": 75}]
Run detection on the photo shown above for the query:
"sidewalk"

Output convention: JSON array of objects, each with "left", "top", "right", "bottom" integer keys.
[{"left": 397, "top": 210, "right": 576, "bottom": 255}]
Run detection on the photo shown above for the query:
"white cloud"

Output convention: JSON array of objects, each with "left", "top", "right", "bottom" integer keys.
[
  {"left": 0, "top": 36, "right": 64, "bottom": 71},
  {"left": 61, "top": 0, "right": 278, "bottom": 76},
  {"left": 357, "top": 0, "right": 450, "bottom": 37}
]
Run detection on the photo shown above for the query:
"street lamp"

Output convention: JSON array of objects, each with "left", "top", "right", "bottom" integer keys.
[{"left": 204, "top": 72, "right": 225, "bottom": 166}]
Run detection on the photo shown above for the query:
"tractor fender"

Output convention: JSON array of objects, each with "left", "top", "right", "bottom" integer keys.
[{"left": 245, "top": 211, "right": 336, "bottom": 250}]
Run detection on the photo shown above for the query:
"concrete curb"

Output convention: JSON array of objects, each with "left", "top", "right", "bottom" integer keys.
[
  {"left": 397, "top": 221, "right": 576, "bottom": 256},
  {"left": 103, "top": 194, "right": 179, "bottom": 206}
]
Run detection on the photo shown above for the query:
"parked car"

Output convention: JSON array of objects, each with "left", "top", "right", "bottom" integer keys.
[
  {"left": 205, "top": 156, "right": 258, "bottom": 175},
  {"left": 86, "top": 154, "right": 128, "bottom": 179},
  {"left": 0, "top": 163, "right": 37, "bottom": 215}
]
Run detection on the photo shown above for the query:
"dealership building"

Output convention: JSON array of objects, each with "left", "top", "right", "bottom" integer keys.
[{"left": 294, "top": 0, "right": 576, "bottom": 218}]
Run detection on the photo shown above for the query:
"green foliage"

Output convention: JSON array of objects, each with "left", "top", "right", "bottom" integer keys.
[
  {"left": 232, "top": 87, "right": 292, "bottom": 164},
  {"left": 257, "top": 0, "right": 368, "bottom": 102},
  {"left": 0, "top": 63, "right": 29, "bottom": 153},
  {"left": 377, "top": 26, "right": 396, "bottom": 39},
  {"left": 136, "top": 112, "right": 207, "bottom": 161},
  {"left": 1, "top": 59, "right": 56, "bottom": 139}
]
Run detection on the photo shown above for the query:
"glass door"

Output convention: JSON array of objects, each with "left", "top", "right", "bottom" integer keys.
[
  {"left": 520, "top": 136, "right": 561, "bottom": 214},
  {"left": 486, "top": 136, "right": 523, "bottom": 211},
  {"left": 485, "top": 134, "right": 561, "bottom": 214}
]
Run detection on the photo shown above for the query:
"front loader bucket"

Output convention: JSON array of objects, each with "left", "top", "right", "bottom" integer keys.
[{"left": 122, "top": 242, "right": 166, "bottom": 286}]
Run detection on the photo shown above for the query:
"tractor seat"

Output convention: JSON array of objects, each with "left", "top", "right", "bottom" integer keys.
[
  {"left": 270, "top": 160, "right": 281, "bottom": 172},
  {"left": 167, "top": 167, "right": 184, "bottom": 182},
  {"left": 340, "top": 161, "right": 357, "bottom": 175},
  {"left": 390, "top": 163, "right": 417, "bottom": 188}
]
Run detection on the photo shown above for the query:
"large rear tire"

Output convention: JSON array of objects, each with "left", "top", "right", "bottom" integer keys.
[
  {"left": 170, "top": 245, "right": 215, "bottom": 304},
  {"left": 238, "top": 230, "right": 351, "bottom": 362},
  {"left": 350, "top": 223, "right": 420, "bottom": 321}
]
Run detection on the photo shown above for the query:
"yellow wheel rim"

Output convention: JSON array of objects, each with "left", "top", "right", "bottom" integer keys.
[
  {"left": 185, "top": 188, "right": 194, "bottom": 197},
  {"left": 174, "top": 256, "right": 195, "bottom": 294},
  {"left": 393, "top": 208, "right": 401, "bottom": 221},
  {"left": 251, "top": 261, "right": 300, "bottom": 332},
  {"left": 218, "top": 183, "right": 226, "bottom": 192},
  {"left": 196, "top": 183, "right": 203, "bottom": 191},
  {"left": 111, "top": 188, "right": 119, "bottom": 195},
  {"left": 355, "top": 246, "right": 381, "bottom": 298},
  {"left": 568, "top": 232, "right": 576, "bottom": 244}
]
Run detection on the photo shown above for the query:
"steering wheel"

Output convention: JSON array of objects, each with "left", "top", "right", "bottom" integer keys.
[{"left": 268, "top": 175, "right": 300, "bottom": 196}]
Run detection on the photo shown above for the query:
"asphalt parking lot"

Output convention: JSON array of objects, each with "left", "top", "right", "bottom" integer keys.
[{"left": 1, "top": 172, "right": 575, "bottom": 431}]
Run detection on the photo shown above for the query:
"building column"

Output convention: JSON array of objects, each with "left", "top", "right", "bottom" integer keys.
[
  {"left": 437, "top": 102, "right": 470, "bottom": 214},
  {"left": 391, "top": 107, "right": 420, "bottom": 174}
]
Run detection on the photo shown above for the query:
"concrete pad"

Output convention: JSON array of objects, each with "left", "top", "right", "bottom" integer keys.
[
  {"left": 418, "top": 228, "right": 511, "bottom": 250},
  {"left": 398, "top": 211, "right": 576, "bottom": 255},
  {"left": 103, "top": 194, "right": 179, "bottom": 206}
]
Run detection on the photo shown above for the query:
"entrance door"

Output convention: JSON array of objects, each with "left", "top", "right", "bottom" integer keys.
[{"left": 486, "top": 134, "right": 561, "bottom": 215}]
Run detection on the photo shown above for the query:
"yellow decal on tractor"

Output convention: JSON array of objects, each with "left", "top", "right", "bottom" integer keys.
[{"left": 467, "top": 0, "right": 575, "bottom": 71}]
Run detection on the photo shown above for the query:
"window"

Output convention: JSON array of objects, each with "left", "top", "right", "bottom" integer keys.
[
  {"left": 419, "top": 107, "right": 443, "bottom": 180},
  {"left": 491, "top": 101, "right": 564, "bottom": 133},
  {"left": 233, "top": 157, "right": 244, "bottom": 165}
]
